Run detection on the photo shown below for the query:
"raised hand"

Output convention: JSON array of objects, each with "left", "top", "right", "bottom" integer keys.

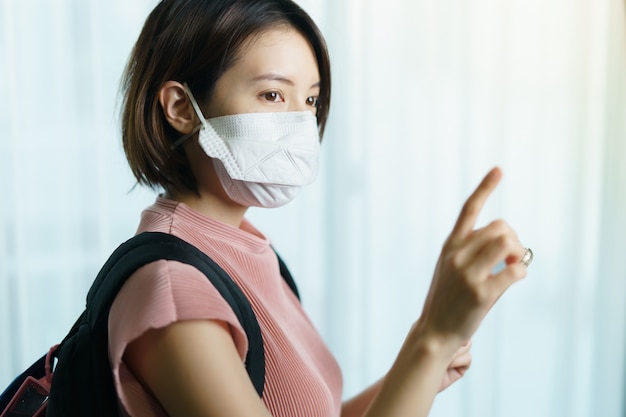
[
  {"left": 418, "top": 167, "right": 528, "bottom": 353},
  {"left": 359, "top": 168, "right": 529, "bottom": 417}
]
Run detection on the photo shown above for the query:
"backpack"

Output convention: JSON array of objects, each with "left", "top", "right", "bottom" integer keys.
[{"left": 0, "top": 231, "right": 299, "bottom": 417}]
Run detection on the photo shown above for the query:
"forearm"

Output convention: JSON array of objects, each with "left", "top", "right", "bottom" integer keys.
[
  {"left": 360, "top": 323, "right": 456, "bottom": 417},
  {"left": 341, "top": 378, "right": 384, "bottom": 417}
]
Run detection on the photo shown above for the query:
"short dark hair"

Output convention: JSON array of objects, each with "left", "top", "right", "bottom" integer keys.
[{"left": 120, "top": 0, "right": 331, "bottom": 194}]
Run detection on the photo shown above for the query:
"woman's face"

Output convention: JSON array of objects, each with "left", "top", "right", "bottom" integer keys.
[
  {"left": 204, "top": 25, "right": 321, "bottom": 118},
  {"left": 181, "top": 25, "right": 321, "bottom": 211}
]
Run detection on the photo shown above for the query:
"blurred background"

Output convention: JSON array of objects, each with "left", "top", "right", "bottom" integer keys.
[{"left": 1, "top": 0, "right": 625, "bottom": 416}]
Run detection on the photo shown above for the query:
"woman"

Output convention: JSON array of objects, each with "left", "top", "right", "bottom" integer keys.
[{"left": 111, "top": 0, "right": 529, "bottom": 416}]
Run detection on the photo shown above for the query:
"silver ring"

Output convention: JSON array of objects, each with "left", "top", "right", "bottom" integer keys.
[{"left": 520, "top": 247, "right": 534, "bottom": 267}]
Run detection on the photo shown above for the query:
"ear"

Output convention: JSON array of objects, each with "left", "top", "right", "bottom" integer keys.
[{"left": 158, "top": 81, "right": 198, "bottom": 134}]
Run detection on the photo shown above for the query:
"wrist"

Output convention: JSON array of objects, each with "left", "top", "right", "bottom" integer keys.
[
  {"left": 405, "top": 318, "right": 463, "bottom": 363},
  {"left": 365, "top": 321, "right": 458, "bottom": 417}
]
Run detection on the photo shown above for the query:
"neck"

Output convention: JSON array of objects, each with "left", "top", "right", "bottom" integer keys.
[{"left": 164, "top": 190, "right": 248, "bottom": 228}]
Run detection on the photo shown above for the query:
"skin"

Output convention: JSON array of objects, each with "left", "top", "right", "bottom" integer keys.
[
  {"left": 125, "top": 25, "right": 527, "bottom": 417},
  {"left": 159, "top": 25, "right": 321, "bottom": 227}
]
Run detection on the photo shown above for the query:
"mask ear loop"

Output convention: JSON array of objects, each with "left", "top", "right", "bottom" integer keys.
[
  {"left": 170, "top": 83, "right": 208, "bottom": 150},
  {"left": 170, "top": 124, "right": 201, "bottom": 150}
]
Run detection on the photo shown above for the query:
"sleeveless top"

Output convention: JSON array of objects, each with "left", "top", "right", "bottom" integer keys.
[{"left": 108, "top": 197, "right": 342, "bottom": 416}]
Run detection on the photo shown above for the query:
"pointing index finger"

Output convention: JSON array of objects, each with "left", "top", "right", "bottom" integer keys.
[{"left": 450, "top": 167, "right": 503, "bottom": 241}]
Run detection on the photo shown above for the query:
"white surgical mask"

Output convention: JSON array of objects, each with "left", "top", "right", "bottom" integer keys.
[{"left": 179, "top": 84, "right": 321, "bottom": 208}]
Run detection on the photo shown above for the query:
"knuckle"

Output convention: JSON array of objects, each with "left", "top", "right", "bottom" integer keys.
[
  {"left": 489, "top": 219, "right": 508, "bottom": 234},
  {"left": 449, "top": 251, "right": 465, "bottom": 269},
  {"left": 494, "top": 234, "right": 509, "bottom": 249}
]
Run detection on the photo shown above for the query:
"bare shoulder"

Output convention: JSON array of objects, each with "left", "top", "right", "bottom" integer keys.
[{"left": 124, "top": 319, "right": 272, "bottom": 417}]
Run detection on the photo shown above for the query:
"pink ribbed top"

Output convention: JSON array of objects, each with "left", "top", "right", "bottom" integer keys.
[{"left": 108, "top": 197, "right": 342, "bottom": 416}]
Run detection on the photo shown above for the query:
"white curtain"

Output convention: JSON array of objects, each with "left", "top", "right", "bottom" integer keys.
[{"left": 1, "top": 1, "right": 625, "bottom": 416}]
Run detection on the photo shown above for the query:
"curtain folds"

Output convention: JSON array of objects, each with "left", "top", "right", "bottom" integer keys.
[{"left": 1, "top": 1, "right": 624, "bottom": 416}]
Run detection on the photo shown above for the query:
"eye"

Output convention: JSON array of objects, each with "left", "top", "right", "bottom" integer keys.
[
  {"left": 260, "top": 91, "right": 284, "bottom": 103},
  {"left": 306, "top": 96, "right": 319, "bottom": 108}
]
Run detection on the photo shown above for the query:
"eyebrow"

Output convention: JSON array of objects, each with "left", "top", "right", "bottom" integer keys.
[{"left": 251, "top": 73, "right": 320, "bottom": 89}]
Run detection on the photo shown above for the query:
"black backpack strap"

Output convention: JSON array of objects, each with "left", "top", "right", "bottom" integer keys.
[
  {"left": 85, "top": 231, "right": 266, "bottom": 397},
  {"left": 274, "top": 250, "right": 300, "bottom": 301}
]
